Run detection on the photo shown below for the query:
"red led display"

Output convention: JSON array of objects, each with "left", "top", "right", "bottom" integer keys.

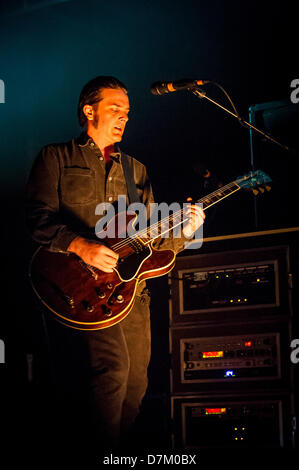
[
  {"left": 202, "top": 351, "right": 224, "bottom": 358},
  {"left": 205, "top": 408, "right": 227, "bottom": 415}
]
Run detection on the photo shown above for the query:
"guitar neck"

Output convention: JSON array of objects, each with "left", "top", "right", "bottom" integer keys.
[
  {"left": 198, "top": 179, "right": 241, "bottom": 210},
  {"left": 142, "top": 179, "right": 241, "bottom": 243}
]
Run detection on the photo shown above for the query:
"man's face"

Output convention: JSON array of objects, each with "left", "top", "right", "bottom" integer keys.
[{"left": 90, "top": 88, "right": 130, "bottom": 146}]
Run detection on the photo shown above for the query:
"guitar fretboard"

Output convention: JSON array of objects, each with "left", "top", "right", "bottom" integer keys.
[
  {"left": 141, "top": 179, "right": 242, "bottom": 243},
  {"left": 111, "top": 175, "right": 252, "bottom": 253},
  {"left": 198, "top": 180, "right": 241, "bottom": 210}
]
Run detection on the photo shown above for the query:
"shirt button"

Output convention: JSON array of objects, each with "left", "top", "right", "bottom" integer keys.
[
  {"left": 108, "top": 196, "right": 113, "bottom": 201},
  {"left": 99, "top": 156, "right": 103, "bottom": 161},
  {"left": 109, "top": 177, "right": 112, "bottom": 181}
]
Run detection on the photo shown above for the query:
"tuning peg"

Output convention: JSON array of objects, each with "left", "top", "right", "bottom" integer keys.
[
  {"left": 259, "top": 187, "right": 265, "bottom": 193},
  {"left": 252, "top": 189, "right": 259, "bottom": 196},
  {"left": 265, "top": 185, "right": 271, "bottom": 191}
]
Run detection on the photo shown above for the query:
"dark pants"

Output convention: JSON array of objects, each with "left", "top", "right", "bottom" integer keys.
[{"left": 43, "top": 290, "right": 151, "bottom": 458}]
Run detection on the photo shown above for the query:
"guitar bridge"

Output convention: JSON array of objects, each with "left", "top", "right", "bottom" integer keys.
[{"left": 77, "top": 259, "right": 98, "bottom": 280}]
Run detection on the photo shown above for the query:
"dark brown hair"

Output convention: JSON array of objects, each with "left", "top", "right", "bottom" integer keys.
[{"left": 77, "top": 76, "right": 127, "bottom": 127}]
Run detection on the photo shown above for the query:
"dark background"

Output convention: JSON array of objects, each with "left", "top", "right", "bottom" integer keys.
[{"left": 0, "top": 0, "right": 298, "bottom": 462}]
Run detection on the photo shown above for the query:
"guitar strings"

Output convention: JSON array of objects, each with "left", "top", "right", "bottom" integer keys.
[
  {"left": 110, "top": 179, "right": 241, "bottom": 251},
  {"left": 110, "top": 180, "right": 241, "bottom": 251},
  {"left": 109, "top": 179, "right": 242, "bottom": 252}
]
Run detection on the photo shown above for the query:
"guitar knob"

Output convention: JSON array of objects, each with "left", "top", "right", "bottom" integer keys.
[
  {"left": 102, "top": 305, "right": 113, "bottom": 317},
  {"left": 82, "top": 300, "right": 94, "bottom": 312},
  {"left": 95, "top": 288, "right": 106, "bottom": 299},
  {"left": 108, "top": 294, "right": 125, "bottom": 306},
  {"left": 106, "top": 283, "right": 113, "bottom": 289},
  {"left": 64, "top": 295, "right": 75, "bottom": 308},
  {"left": 116, "top": 294, "right": 124, "bottom": 304}
]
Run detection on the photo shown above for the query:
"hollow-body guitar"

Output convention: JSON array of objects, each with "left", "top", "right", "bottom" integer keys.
[{"left": 29, "top": 170, "right": 271, "bottom": 330}]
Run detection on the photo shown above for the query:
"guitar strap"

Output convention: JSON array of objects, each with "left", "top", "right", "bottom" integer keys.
[{"left": 121, "top": 153, "right": 141, "bottom": 204}]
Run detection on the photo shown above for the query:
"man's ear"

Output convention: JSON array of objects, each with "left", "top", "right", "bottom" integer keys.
[{"left": 83, "top": 104, "right": 94, "bottom": 121}]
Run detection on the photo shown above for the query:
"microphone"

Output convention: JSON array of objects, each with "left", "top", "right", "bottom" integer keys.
[{"left": 150, "top": 78, "right": 209, "bottom": 95}]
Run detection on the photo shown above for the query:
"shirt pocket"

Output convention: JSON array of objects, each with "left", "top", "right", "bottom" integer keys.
[{"left": 61, "top": 167, "right": 96, "bottom": 205}]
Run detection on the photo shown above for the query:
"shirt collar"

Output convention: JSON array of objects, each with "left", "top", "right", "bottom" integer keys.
[
  {"left": 76, "top": 132, "right": 122, "bottom": 163},
  {"left": 76, "top": 131, "right": 94, "bottom": 147}
]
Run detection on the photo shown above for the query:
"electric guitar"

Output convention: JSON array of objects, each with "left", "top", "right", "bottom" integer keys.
[{"left": 29, "top": 170, "right": 271, "bottom": 330}]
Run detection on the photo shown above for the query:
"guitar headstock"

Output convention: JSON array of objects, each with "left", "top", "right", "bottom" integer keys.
[{"left": 237, "top": 170, "right": 272, "bottom": 195}]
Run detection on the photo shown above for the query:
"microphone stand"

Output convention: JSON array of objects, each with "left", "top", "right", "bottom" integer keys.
[
  {"left": 191, "top": 86, "right": 298, "bottom": 228},
  {"left": 191, "top": 87, "right": 296, "bottom": 155}
]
